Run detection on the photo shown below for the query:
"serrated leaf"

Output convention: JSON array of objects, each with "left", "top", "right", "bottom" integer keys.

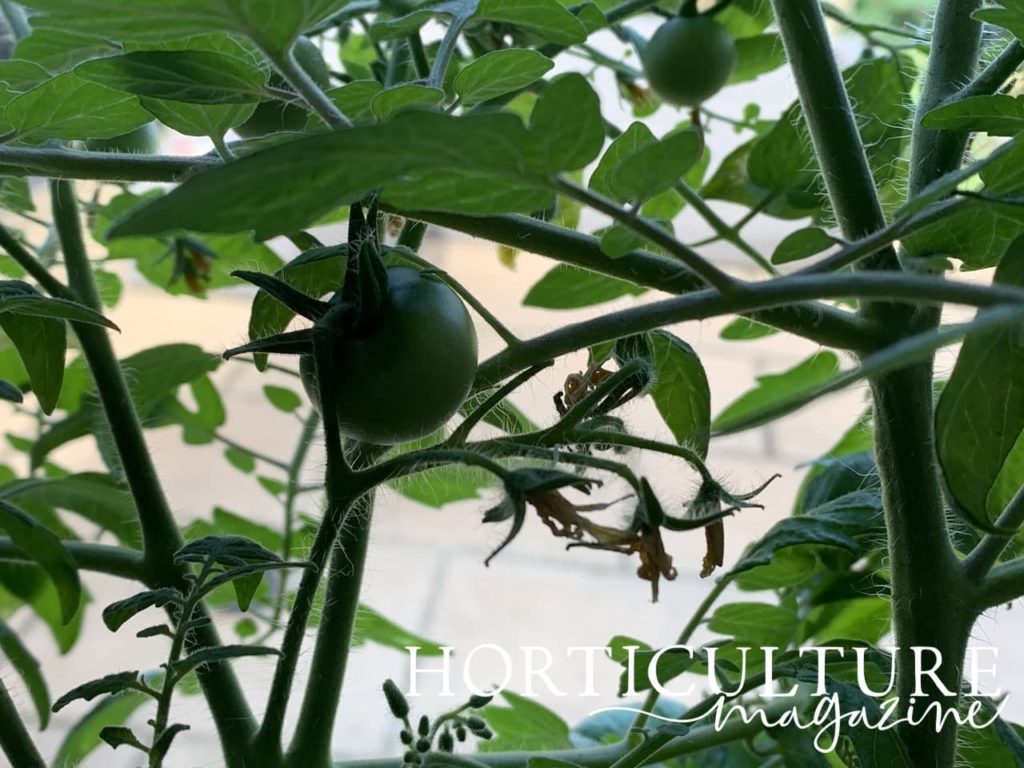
[
  {"left": 76, "top": 50, "right": 266, "bottom": 104},
  {"left": 475, "top": 0, "right": 586, "bottom": 44},
  {"left": 174, "top": 534, "right": 281, "bottom": 567},
  {"left": 649, "top": 330, "right": 711, "bottom": 457},
  {"left": 102, "top": 588, "right": 181, "bottom": 632},
  {"left": 5, "top": 72, "right": 150, "bottom": 142},
  {"left": 611, "top": 128, "right": 701, "bottom": 204},
  {"left": 371, "top": 84, "right": 443, "bottom": 120},
  {"left": 531, "top": 73, "right": 604, "bottom": 172},
  {"left": 98, "top": 725, "right": 147, "bottom": 752},
  {"left": 923, "top": 94, "right": 1024, "bottom": 136},
  {"left": 771, "top": 227, "right": 838, "bottom": 265},
  {"left": 453, "top": 49, "right": 553, "bottom": 106},
  {"left": 108, "top": 111, "right": 557, "bottom": 239},
  {"left": 352, "top": 604, "right": 445, "bottom": 655},
  {"left": 0, "top": 499, "right": 81, "bottom": 624},
  {"left": 19, "top": 0, "right": 348, "bottom": 52},
  {"left": 937, "top": 236, "right": 1024, "bottom": 524},
  {"left": 52, "top": 671, "right": 141, "bottom": 712},
  {"left": 589, "top": 121, "right": 655, "bottom": 202},
  {"left": 523, "top": 265, "right": 645, "bottom": 309}
]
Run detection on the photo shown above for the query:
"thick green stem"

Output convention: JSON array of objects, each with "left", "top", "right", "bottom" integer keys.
[
  {"left": 979, "top": 557, "right": 1024, "bottom": 610},
  {"left": 474, "top": 272, "right": 1024, "bottom": 387},
  {"left": 50, "top": 180, "right": 256, "bottom": 765},
  {"left": 0, "top": 678, "right": 44, "bottom": 768},
  {"left": 285, "top": 493, "right": 374, "bottom": 766},
  {"left": 753, "top": 3, "right": 984, "bottom": 764},
  {"left": 252, "top": 332, "right": 357, "bottom": 762},
  {"left": 0, "top": 537, "right": 146, "bottom": 581},
  {"left": 401, "top": 209, "right": 884, "bottom": 351}
]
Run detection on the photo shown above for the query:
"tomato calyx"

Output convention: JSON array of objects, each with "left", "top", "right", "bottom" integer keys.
[{"left": 222, "top": 198, "right": 390, "bottom": 361}]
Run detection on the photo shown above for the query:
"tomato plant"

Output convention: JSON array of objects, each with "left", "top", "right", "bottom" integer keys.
[{"left": 1, "top": 0, "right": 1024, "bottom": 767}]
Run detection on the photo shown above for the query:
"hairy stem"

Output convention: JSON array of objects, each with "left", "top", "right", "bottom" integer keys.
[
  {"left": 474, "top": 272, "right": 1024, "bottom": 387},
  {"left": 51, "top": 180, "right": 256, "bottom": 764},
  {"left": 966, "top": 484, "right": 1024, "bottom": 581},
  {"left": 285, "top": 492, "right": 374, "bottom": 766},
  {"left": 0, "top": 678, "right": 44, "bottom": 768}
]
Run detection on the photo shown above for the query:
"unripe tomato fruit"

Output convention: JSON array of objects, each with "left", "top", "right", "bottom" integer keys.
[
  {"left": 235, "top": 37, "right": 332, "bottom": 138},
  {"left": 642, "top": 16, "right": 736, "bottom": 107},
  {"left": 299, "top": 267, "right": 478, "bottom": 445},
  {"left": 85, "top": 122, "right": 159, "bottom": 153}
]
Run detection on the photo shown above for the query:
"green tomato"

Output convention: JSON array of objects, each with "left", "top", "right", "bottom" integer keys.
[
  {"left": 84, "top": 122, "right": 159, "bottom": 153},
  {"left": 300, "top": 266, "right": 478, "bottom": 445},
  {"left": 235, "top": 37, "right": 332, "bottom": 138},
  {"left": 642, "top": 15, "right": 736, "bottom": 107}
]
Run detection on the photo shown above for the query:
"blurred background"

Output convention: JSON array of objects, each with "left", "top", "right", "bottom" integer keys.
[{"left": 4, "top": 1, "right": 1023, "bottom": 765}]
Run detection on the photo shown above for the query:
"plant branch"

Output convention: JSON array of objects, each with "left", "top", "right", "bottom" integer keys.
[
  {"left": 978, "top": 556, "right": 1024, "bottom": 611},
  {"left": 398, "top": 208, "right": 885, "bottom": 351},
  {"left": 0, "top": 678, "right": 44, "bottom": 768},
  {"left": 0, "top": 147, "right": 217, "bottom": 182},
  {"left": 285, "top": 492, "right": 374, "bottom": 765},
  {"left": 0, "top": 537, "right": 146, "bottom": 581},
  {"left": 0, "top": 223, "right": 72, "bottom": 299},
  {"left": 956, "top": 40, "right": 1024, "bottom": 101},
  {"left": 965, "top": 484, "right": 1024, "bottom": 582},
  {"left": 265, "top": 43, "right": 351, "bottom": 129},
  {"left": 474, "top": 272, "right": 1024, "bottom": 387},
  {"left": 50, "top": 180, "right": 256, "bottom": 765},
  {"left": 769, "top": 0, "right": 892, "bottom": 256},
  {"left": 554, "top": 177, "right": 740, "bottom": 294}
]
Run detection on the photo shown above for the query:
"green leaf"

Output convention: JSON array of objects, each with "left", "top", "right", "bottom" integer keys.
[
  {"left": 224, "top": 446, "right": 257, "bottom": 473},
  {"left": 708, "top": 601, "right": 798, "bottom": 647},
  {"left": 479, "top": 691, "right": 572, "bottom": 752},
  {"left": 102, "top": 588, "right": 181, "bottom": 632},
  {"left": 98, "top": 726, "right": 147, "bottom": 752},
  {"left": 174, "top": 534, "right": 280, "bottom": 567},
  {"left": 0, "top": 284, "right": 118, "bottom": 328},
  {"left": 75, "top": 50, "right": 267, "bottom": 104},
  {"left": 5, "top": 72, "right": 150, "bottom": 142},
  {"left": 371, "top": 84, "right": 444, "bottom": 120},
  {"left": 20, "top": 0, "right": 348, "bottom": 52},
  {"left": 475, "top": 0, "right": 587, "bottom": 44},
  {"left": 771, "top": 227, "right": 837, "bottom": 265},
  {"left": 108, "top": 111, "right": 557, "bottom": 240},
  {"left": 720, "top": 317, "right": 777, "bottom": 340},
  {"left": 13, "top": 26, "right": 119, "bottom": 74},
  {"left": 713, "top": 353, "right": 840, "bottom": 431},
  {"left": 937, "top": 237, "right": 1024, "bottom": 524},
  {"left": 0, "top": 618, "right": 50, "bottom": 729},
  {"left": 352, "top": 604, "right": 445, "bottom": 655},
  {"left": 590, "top": 121, "right": 655, "bottom": 202},
  {"left": 0, "top": 473, "right": 140, "bottom": 545},
  {"left": 523, "top": 265, "right": 645, "bottom": 309},
  {"left": 262, "top": 384, "right": 302, "bottom": 412},
  {"left": 169, "top": 644, "right": 279, "bottom": 678},
  {"left": 390, "top": 463, "right": 495, "bottom": 507},
  {"left": 531, "top": 73, "right": 604, "bottom": 173},
  {"left": 728, "top": 33, "right": 786, "bottom": 84},
  {"left": 922, "top": 94, "right": 1024, "bottom": 136},
  {"left": 611, "top": 127, "right": 701, "bottom": 204},
  {"left": 649, "top": 330, "right": 711, "bottom": 457},
  {"left": 0, "top": 306, "right": 65, "bottom": 415},
  {"left": 453, "top": 49, "right": 553, "bottom": 106},
  {"left": 53, "top": 690, "right": 148, "bottom": 766},
  {"left": 52, "top": 671, "right": 141, "bottom": 712},
  {"left": 0, "top": 500, "right": 81, "bottom": 624},
  {"left": 974, "top": 1, "right": 1024, "bottom": 42}
]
